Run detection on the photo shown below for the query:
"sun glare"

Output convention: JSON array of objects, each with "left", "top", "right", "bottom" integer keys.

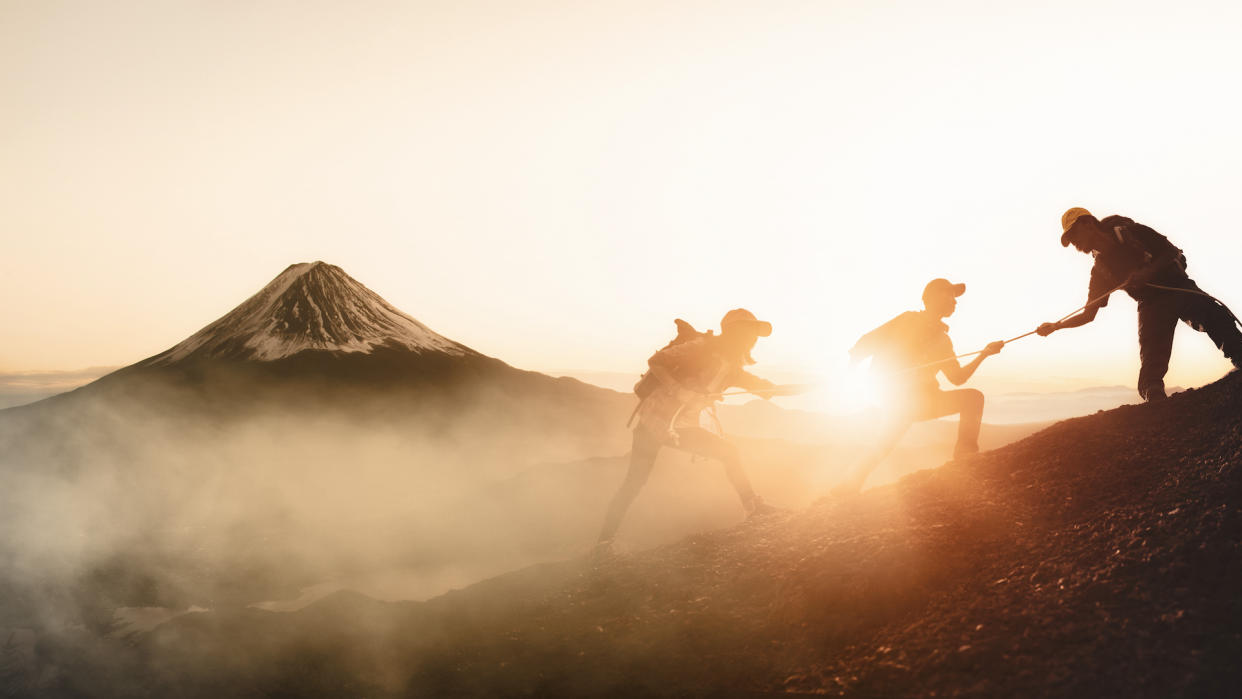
[{"left": 808, "top": 359, "right": 885, "bottom": 416}]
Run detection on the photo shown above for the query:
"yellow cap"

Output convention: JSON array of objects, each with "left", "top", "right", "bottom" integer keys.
[{"left": 1061, "top": 207, "right": 1092, "bottom": 234}]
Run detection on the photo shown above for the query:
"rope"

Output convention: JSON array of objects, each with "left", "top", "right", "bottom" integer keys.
[
  {"left": 642, "top": 278, "right": 1240, "bottom": 429},
  {"left": 715, "top": 384, "right": 814, "bottom": 398},
  {"left": 1053, "top": 281, "right": 1129, "bottom": 323},
  {"left": 703, "top": 280, "right": 1140, "bottom": 392},
  {"left": 662, "top": 384, "right": 809, "bottom": 441},
  {"left": 1146, "top": 283, "right": 1242, "bottom": 327},
  {"left": 889, "top": 280, "right": 1132, "bottom": 374}
]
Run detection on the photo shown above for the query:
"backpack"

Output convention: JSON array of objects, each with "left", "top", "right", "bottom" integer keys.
[
  {"left": 851, "top": 311, "right": 946, "bottom": 381},
  {"left": 633, "top": 319, "right": 713, "bottom": 399},
  {"left": 1107, "top": 217, "right": 1188, "bottom": 273}
]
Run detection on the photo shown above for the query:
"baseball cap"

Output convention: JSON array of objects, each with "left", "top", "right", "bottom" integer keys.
[
  {"left": 720, "top": 308, "right": 772, "bottom": 337},
  {"left": 922, "top": 278, "right": 966, "bottom": 303},
  {"left": 1060, "top": 207, "right": 1093, "bottom": 247}
]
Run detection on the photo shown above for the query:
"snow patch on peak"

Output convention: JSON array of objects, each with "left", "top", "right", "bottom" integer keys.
[{"left": 145, "top": 262, "right": 475, "bottom": 365}]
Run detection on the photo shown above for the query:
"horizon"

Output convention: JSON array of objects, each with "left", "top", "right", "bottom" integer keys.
[{"left": 0, "top": 255, "right": 1224, "bottom": 417}]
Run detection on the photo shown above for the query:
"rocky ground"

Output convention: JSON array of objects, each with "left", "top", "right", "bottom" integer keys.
[
  {"left": 4, "top": 374, "right": 1241, "bottom": 697},
  {"left": 380, "top": 371, "right": 1242, "bottom": 697}
]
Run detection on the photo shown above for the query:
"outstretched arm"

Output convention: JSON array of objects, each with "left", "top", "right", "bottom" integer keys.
[
  {"left": 731, "top": 370, "right": 777, "bottom": 398},
  {"left": 939, "top": 341, "right": 1004, "bottom": 386},
  {"left": 1037, "top": 304, "right": 1100, "bottom": 336}
]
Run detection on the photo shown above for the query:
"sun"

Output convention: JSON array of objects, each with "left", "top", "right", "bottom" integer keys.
[{"left": 803, "top": 359, "right": 887, "bottom": 416}]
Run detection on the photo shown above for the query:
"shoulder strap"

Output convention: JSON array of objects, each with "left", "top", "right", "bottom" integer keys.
[{"left": 1120, "top": 221, "right": 1186, "bottom": 271}]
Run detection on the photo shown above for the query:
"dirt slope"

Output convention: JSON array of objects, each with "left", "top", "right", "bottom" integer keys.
[
  {"left": 10, "top": 374, "right": 1242, "bottom": 698},
  {"left": 370, "top": 371, "right": 1242, "bottom": 696}
]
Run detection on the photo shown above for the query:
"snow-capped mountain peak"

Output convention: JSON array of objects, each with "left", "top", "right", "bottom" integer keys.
[{"left": 144, "top": 262, "right": 474, "bottom": 365}]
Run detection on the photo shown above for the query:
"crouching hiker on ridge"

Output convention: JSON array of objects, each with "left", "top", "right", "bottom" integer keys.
[
  {"left": 834, "top": 279, "right": 1004, "bottom": 496},
  {"left": 1038, "top": 207, "right": 1242, "bottom": 402},
  {"left": 597, "top": 309, "right": 780, "bottom": 549}
]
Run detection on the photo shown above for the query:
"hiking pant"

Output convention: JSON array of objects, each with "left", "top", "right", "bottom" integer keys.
[
  {"left": 842, "top": 388, "right": 985, "bottom": 492},
  {"left": 1137, "top": 281, "right": 1242, "bottom": 401},
  {"left": 598, "top": 426, "right": 758, "bottom": 543}
]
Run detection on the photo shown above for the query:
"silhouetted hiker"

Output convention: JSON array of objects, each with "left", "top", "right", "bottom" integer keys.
[
  {"left": 835, "top": 279, "right": 1004, "bottom": 495},
  {"left": 1037, "top": 208, "right": 1242, "bottom": 402},
  {"left": 597, "top": 309, "right": 780, "bottom": 549}
]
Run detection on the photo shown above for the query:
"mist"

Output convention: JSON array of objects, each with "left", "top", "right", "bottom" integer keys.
[{"left": 0, "top": 350, "right": 1053, "bottom": 696}]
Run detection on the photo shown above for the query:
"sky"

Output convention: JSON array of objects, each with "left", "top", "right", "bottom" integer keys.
[{"left": 3, "top": 0, "right": 1242, "bottom": 403}]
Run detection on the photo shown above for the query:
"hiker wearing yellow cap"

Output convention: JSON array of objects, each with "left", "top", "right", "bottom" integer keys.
[
  {"left": 597, "top": 309, "right": 780, "bottom": 549},
  {"left": 834, "top": 279, "right": 1005, "bottom": 495},
  {"left": 1038, "top": 208, "right": 1242, "bottom": 402}
]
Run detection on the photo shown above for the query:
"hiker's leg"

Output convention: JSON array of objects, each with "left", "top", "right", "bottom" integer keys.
[
  {"left": 675, "top": 427, "right": 758, "bottom": 509},
  {"left": 1137, "top": 297, "right": 1179, "bottom": 401},
  {"left": 920, "top": 389, "right": 985, "bottom": 457},
  {"left": 598, "top": 428, "right": 662, "bottom": 543},
  {"left": 1177, "top": 285, "right": 1242, "bottom": 367},
  {"left": 842, "top": 414, "right": 910, "bottom": 493}
]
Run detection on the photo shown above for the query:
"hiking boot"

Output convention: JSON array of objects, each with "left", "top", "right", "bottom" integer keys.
[
  {"left": 745, "top": 496, "right": 780, "bottom": 519},
  {"left": 1142, "top": 385, "right": 1168, "bottom": 402},
  {"left": 952, "top": 442, "right": 980, "bottom": 460},
  {"left": 590, "top": 539, "right": 618, "bottom": 563}
]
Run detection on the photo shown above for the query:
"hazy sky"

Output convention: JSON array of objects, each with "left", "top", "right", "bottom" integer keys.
[{"left": 4, "top": 0, "right": 1241, "bottom": 401}]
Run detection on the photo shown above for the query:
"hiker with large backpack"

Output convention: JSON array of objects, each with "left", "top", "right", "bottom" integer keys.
[
  {"left": 1037, "top": 208, "right": 1242, "bottom": 401},
  {"left": 834, "top": 279, "right": 1005, "bottom": 495},
  {"left": 597, "top": 309, "right": 780, "bottom": 548}
]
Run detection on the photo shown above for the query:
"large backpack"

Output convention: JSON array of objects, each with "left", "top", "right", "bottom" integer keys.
[{"left": 632, "top": 319, "right": 713, "bottom": 399}]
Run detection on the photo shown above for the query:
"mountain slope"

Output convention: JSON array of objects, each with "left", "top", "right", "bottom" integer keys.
[
  {"left": 109, "top": 371, "right": 1242, "bottom": 698},
  {"left": 3, "top": 261, "right": 618, "bottom": 411},
  {"left": 138, "top": 262, "right": 473, "bottom": 365},
  {"left": 0, "top": 262, "right": 636, "bottom": 643},
  {"left": 0, "top": 261, "right": 635, "bottom": 468}
]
